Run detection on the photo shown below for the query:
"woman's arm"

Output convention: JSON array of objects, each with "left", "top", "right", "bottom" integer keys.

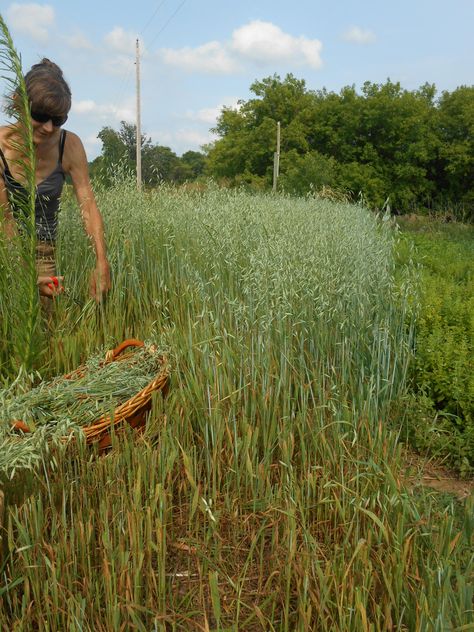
[
  {"left": 0, "top": 129, "right": 17, "bottom": 238},
  {"left": 0, "top": 175, "right": 17, "bottom": 239},
  {"left": 63, "top": 132, "right": 111, "bottom": 301}
]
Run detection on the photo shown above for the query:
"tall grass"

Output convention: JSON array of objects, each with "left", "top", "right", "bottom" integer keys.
[
  {"left": 0, "top": 182, "right": 472, "bottom": 630},
  {"left": 0, "top": 15, "right": 42, "bottom": 374}
]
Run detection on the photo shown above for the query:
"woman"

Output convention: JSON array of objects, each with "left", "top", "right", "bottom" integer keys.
[{"left": 0, "top": 58, "right": 110, "bottom": 303}]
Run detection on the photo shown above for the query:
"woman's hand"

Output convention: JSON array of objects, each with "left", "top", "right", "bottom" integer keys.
[
  {"left": 90, "top": 259, "right": 111, "bottom": 302},
  {"left": 64, "top": 132, "right": 111, "bottom": 303},
  {"left": 37, "top": 275, "right": 64, "bottom": 298}
]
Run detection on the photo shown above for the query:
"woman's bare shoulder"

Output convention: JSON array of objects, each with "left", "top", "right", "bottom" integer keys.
[
  {"left": 62, "top": 130, "right": 88, "bottom": 173},
  {"left": 63, "top": 130, "right": 87, "bottom": 156},
  {"left": 63, "top": 130, "right": 83, "bottom": 146},
  {"left": 0, "top": 125, "right": 16, "bottom": 147}
]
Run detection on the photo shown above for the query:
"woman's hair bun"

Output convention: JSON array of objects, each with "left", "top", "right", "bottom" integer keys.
[
  {"left": 23, "top": 58, "right": 72, "bottom": 115},
  {"left": 38, "top": 58, "right": 64, "bottom": 77}
]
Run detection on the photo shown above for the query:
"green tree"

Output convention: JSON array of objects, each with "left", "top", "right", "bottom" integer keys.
[
  {"left": 92, "top": 122, "right": 203, "bottom": 187},
  {"left": 181, "top": 150, "right": 207, "bottom": 179},
  {"left": 358, "top": 80, "right": 439, "bottom": 210},
  {"left": 97, "top": 125, "right": 128, "bottom": 166},
  {"left": 436, "top": 86, "right": 474, "bottom": 215},
  {"left": 92, "top": 121, "right": 152, "bottom": 185},
  {"left": 279, "top": 150, "right": 337, "bottom": 195},
  {"left": 206, "top": 75, "right": 458, "bottom": 212},
  {"left": 143, "top": 145, "right": 181, "bottom": 184},
  {"left": 307, "top": 80, "right": 439, "bottom": 208},
  {"left": 207, "top": 74, "right": 318, "bottom": 187}
]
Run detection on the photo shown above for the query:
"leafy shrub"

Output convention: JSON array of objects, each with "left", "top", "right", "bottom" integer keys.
[{"left": 397, "top": 219, "right": 474, "bottom": 472}]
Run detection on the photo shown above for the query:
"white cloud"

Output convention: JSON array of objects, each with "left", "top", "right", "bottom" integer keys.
[
  {"left": 158, "top": 21, "right": 322, "bottom": 73},
  {"left": 103, "top": 29, "right": 148, "bottom": 75},
  {"left": 185, "top": 105, "right": 222, "bottom": 124},
  {"left": 72, "top": 100, "right": 96, "bottom": 114},
  {"left": 342, "top": 26, "right": 376, "bottom": 45},
  {"left": 85, "top": 134, "right": 101, "bottom": 146},
  {"left": 150, "top": 128, "right": 215, "bottom": 154},
  {"left": 184, "top": 98, "right": 240, "bottom": 125},
  {"left": 104, "top": 26, "right": 137, "bottom": 55},
  {"left": 231, "top": 20, "right": 323, "bottom": 68},
  {"left": 6, "top": 3, "right": 55, "bottom": 44},
  {"left": 72, "top": 98, "right": 135, "bottom": 123},
  {"left": 83, "top": 133, "right": 101, "bottom": 156},
  {"left": 159, "top": 41, "right": 240, "bottom": 74},
  {"left": 64, "top": 31, "right": 93, "bottom": 50},
  {"left": 102, "top": 54, "right": 135, "bottom": 77},
  {"left": 175, "top": 129, "right": 215, "bottom": 146}
]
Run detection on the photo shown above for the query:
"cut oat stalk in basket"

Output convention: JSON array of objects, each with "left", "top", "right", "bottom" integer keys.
[{"left": 0, "top": 339, "right": 170, "bottom": 478}]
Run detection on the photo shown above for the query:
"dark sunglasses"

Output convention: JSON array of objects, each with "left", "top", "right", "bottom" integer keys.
[{"left": 31, "top": 111, "right": 68, "bottom": 127}]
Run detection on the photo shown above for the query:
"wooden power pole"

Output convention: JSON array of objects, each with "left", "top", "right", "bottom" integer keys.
[
  {"left": 136, "top": 38, "right": 142, "bottom": 191},
  {"left": 272, "top": 121, "right": 281, "bottom": 192}
]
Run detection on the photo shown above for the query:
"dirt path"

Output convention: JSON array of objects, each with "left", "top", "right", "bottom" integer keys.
[{"left": 403, "top": 451, "right": 474, "bottom": 500}]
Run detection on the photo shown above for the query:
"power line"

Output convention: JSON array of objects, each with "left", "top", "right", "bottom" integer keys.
[
  {"left": 102, "top": 0, "right": 173, "bottom": 110},
  {"left": 113, "top": 0, "right": 187, "bottom": 105},
  {"left": 114, "top": 0, "right": 188, "bottom": 100},
  {"left": 145, "top": 0, "right": 188, "bottom": 50},
  {"left": 107, "top": 64, "right": 135, "bottom": 119},
  {"left": 94, "top": 0, "right": 188, "bottom": 141},
  {"left": 140, "top": 0, "right": 168, "bottom": 36}
]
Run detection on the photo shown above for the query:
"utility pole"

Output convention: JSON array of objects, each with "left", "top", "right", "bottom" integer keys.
[
  {"left": 272, "top": 121, "right": 281, "bottom": 192},
  {"left": 136, "top": 38, "right": 142, "bottom": 191}
]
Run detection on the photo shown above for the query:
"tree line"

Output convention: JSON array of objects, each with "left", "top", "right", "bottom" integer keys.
[
  {"left": 89, "top": 122, "right": 207, "bottom": 186},
  {"left": 91, "top": 74, "right": 473, "bottom": 217}
]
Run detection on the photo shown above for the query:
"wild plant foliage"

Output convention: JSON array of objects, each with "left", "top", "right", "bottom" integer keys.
[{"left": 0, "top": 14, "right": 42, "bottom": 375}]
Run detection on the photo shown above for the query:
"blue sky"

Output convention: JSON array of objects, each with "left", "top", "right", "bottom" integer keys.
[{"left": 1, "top": 0, "right": 473, "bottom": 159}]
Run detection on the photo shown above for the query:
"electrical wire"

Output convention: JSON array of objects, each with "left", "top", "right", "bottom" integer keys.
[
  {"left": 111, "top": 0, "right": 188, "bottom": 105},
  {"left": 140, "top": 0, "right": 168, "bottom": 35},
  {"left": 92, "top": 0, "right": 188, "bottom": 146},
  {"left": 145, "top": 0, "right": 188, "bottom": 50},
  {"left": 104, "top": 1, "right": 168, "bottom": 110}
]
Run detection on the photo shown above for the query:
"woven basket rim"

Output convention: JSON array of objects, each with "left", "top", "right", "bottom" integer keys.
[{"left": 11, "top": 339, "right": 170, "bottom": 443}]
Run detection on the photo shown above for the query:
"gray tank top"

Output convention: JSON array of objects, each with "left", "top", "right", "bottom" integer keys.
[{"left": 0, "top": 130, "right": 67, "bottom": 243}]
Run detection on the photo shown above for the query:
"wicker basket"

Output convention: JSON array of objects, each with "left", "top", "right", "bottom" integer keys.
[{"left": 11, "top": 339, "right": 170, "bottom": 451}]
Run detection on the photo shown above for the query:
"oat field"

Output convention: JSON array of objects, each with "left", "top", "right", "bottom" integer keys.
[{"left": 0, "top": 183, "right": 472, "bottom": 630}]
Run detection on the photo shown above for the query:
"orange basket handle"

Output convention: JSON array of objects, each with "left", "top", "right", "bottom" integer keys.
[{"left": 106, "top": 339, "right": 144, "bottom": 362}]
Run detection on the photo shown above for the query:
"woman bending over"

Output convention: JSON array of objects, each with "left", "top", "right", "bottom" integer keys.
[{"left": 0, "top": 57, "right": 111, "bottom": 302}]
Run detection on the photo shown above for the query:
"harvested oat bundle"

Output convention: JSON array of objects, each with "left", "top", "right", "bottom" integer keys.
[{"left": 0, "top": 340, "right": 169, "bottom": 479}]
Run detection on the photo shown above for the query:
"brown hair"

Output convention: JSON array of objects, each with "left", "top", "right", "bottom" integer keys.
[{"left": 24, "top": 58, "right": 71, "bottom": 116}]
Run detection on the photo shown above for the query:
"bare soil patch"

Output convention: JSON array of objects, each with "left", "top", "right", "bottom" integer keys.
[{"left": 403, "top": 450, "right": 474, "bottom": 500}]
